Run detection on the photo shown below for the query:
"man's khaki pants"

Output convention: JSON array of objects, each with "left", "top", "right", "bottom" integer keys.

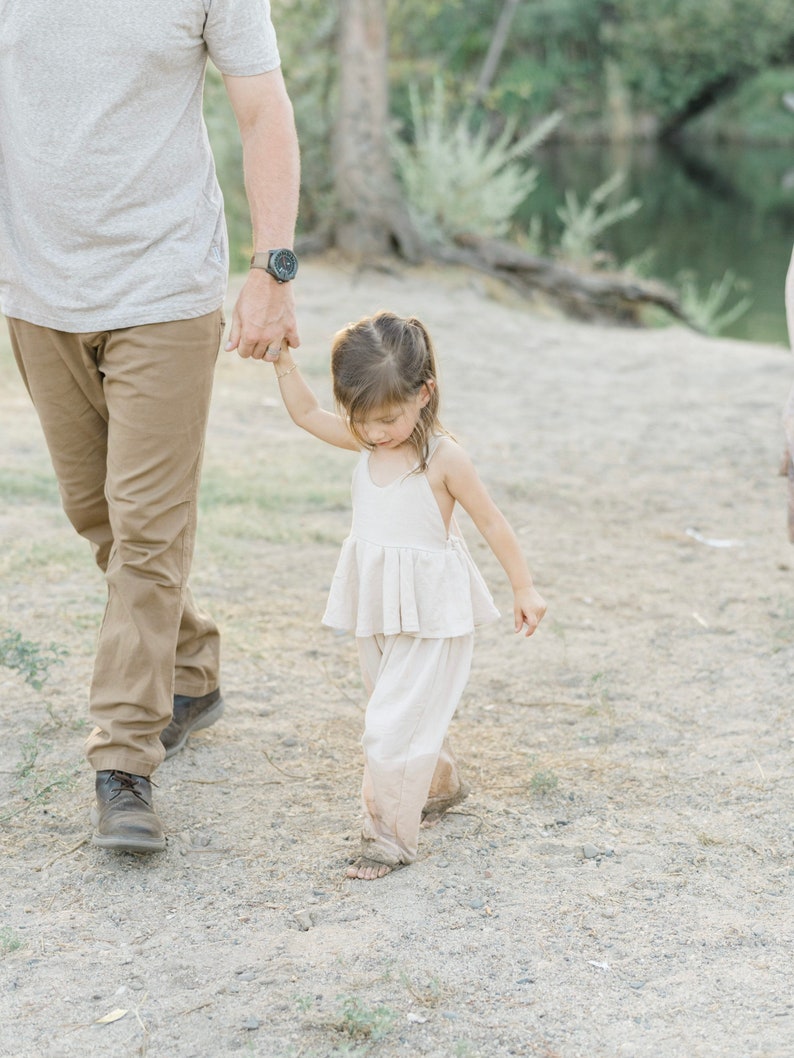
[{"left": 7, "top": 312, "right": 224, "bottom": 776}]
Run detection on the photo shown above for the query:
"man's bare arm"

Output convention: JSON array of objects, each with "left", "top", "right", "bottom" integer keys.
[{"left": 223, "top": 68, "right": 301, "bottom": 361}]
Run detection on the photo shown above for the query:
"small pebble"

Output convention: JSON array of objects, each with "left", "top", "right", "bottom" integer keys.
[
  {"left": 242, "top": 1016, "right": 260, "bottom": 1030},
  {"left": 292, "top": 910, "right": 314, "bottom": 931}
]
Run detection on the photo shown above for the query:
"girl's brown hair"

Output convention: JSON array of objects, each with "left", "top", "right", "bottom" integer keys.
[{"left": 331, "top": 311, "right": 445, "bottom": 471}]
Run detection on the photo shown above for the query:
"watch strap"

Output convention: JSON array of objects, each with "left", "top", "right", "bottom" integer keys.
[{"left": 250, "top": 252, "right": 271, "bottom": 269}]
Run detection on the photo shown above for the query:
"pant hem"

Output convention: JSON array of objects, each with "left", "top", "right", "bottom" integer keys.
[
  {"left": 173, "top": 681, "right": 220, "bottom": 698},
  {"left": 359, "top": 839, "right": 409, "bottom": 867},
  {"left": 88, "top": 752, "right": 162, "bottom": 778}
]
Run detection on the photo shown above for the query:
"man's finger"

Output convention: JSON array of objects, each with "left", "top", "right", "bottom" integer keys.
[
  {"left": 238, "top": 328, "right": 275, "bottom": 360},
  {"left": 225, "top": 313, "right": 241, "bottom": 352}
]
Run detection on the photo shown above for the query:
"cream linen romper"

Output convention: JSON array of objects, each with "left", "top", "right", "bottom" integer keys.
[{"left": 323, "top": 435, "right": 499, "bottom": 866}]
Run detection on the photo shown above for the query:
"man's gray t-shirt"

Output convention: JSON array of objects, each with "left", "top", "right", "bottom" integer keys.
[{"left": 0, "top": 0, "right": 280, "bottom": 332}]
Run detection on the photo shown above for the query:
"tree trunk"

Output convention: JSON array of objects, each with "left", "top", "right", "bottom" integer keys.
[
  {"left": 472, "top": 0, "right": 522, "bottom": 106},
  {"left": 333, "top": 0, "right": 418, "bottom": 260}
]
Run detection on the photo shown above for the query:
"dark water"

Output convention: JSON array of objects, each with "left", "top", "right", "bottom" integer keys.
[{"left": 527, "top": 141, "right": 794, "bottom": 345}]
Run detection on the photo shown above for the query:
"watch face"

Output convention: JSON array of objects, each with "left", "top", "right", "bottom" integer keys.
[{"left": 269, "top": 248, "right": 298, "bottom": 281}]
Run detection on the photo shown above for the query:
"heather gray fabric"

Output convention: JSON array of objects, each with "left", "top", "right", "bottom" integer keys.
[{"left": 0, "top": 0, "right": 280, "bottom": 331}]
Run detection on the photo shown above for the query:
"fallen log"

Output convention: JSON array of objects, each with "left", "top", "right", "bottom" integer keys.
[{"left": 434, "top": 233, "right": 696, "bottom": 329}]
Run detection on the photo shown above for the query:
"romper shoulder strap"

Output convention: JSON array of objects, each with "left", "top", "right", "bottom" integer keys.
[{"left": 425, "top": 433, "right": 447, "bottom": 465}]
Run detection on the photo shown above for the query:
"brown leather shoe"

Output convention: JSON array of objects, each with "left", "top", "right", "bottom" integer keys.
[
  {"left": 160, "top": 688, "right": 225, "bottom": 759},
  {"left": 91, "top": 771, "right": 166, "bottom": 853}
]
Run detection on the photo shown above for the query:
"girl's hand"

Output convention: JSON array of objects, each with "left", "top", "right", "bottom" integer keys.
[{"left": 514, "top": 586, "right": 547, "bottom": 637}]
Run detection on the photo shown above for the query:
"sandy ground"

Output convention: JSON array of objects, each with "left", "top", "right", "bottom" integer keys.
[{"left": 1, "top": 259, "right": 793, "bottom": 1058}]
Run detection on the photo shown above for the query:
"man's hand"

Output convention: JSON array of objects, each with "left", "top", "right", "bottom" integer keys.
[{"left": 225, "top": 269, "right": 300, "bottom": 361}]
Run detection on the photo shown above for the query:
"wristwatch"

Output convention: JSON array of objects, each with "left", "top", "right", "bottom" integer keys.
[{"left": 250, "top": 248, "right": 299, "bottom": 283}]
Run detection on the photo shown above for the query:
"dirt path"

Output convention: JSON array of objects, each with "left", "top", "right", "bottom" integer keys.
[{"left": 1, "top": 259, "right": 793, "bottom": 1058}]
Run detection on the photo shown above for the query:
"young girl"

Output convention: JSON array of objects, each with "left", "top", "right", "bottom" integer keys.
[{"left": 271, "top": 311, "right": 546, "bottom": 879}]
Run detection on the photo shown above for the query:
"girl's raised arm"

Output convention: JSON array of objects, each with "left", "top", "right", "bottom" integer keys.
[{"left": 272, "top": 349, "right": 359, "bottom": 450}]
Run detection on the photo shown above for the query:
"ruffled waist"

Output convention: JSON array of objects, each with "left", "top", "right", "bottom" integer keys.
[{"left": 322, "top": 534, "right": 500, "bottom": 638}]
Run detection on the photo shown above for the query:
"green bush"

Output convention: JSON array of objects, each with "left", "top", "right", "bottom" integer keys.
[
  {"left": 686, "top": 67, "right": 794, "bottom": 144},
  {"left": 393, "top": 78, "right": 560, "bottom": 242}
]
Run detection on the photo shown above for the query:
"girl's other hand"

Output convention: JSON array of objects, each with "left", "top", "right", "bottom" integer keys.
[{"left": 514, "top": 586, "right": 547, "bottom": 637}]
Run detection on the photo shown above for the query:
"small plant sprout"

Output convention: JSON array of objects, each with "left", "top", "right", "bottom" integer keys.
[
  {"left": 0, "top": 629, "right": 67, "bottom": 691},
  {"left": 335, "top": 995, "right": 396, "bottom": 1042},
  {"left": 0, "top": 928, "right": 24, "bottom": 956},
  {"left": 677, "top": 268, "right": 752, "bottom": 335},
  {"left": 530, "top": 769, "right": 559, "bottom": 796},
  {"left": 557, "top": 170, "right": 641, "bottom": 266}
]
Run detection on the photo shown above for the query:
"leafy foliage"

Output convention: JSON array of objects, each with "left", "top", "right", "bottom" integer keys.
[
  {"left": 687, "top": 67, "right": 794, "bottom": 145},
  {"left": 389, "top": 0, "right": 610, "bottom": 123},
  {"left": 556, "top": 171, "right": 642, "bottom": 265},
  {"left": 609, "top": 0, "right": 793, "bottom": 122},
  {"left": 393, "top": 78, "right": 560, "bottom": 242}
]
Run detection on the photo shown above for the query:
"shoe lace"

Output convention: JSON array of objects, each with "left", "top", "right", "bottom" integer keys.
[{"left": 108, "top": 770, "right": 156, "bottom": 803}]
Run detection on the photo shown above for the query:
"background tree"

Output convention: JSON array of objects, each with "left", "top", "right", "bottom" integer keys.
[
  {"left": 471, "top": 0, "right": 524, "bottom": 107},
  {"left": 333, "top": 0, "right": 417, "bottom": 259},
  {"left": 609, "top": 0, "right": 794, "bottom": 137}
]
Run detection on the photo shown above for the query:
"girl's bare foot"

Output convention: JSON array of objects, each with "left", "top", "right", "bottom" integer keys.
[
  {"left": 345, "top": 856, "right": 399, "bottom": 880},
  {"left": 421, "top": 782, "right": 471, "bottom": 828}
]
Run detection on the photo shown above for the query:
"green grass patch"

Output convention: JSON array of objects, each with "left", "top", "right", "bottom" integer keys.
[
  {"left": 1, "top": 537, "right": 92, "bottom": 580},
  {"left": 0, "top": 469, "right": 60, "bottom": 505},
  {"left": 199, "top": 462, "right": 348, "bottom": 516},
  {"left": 198, "top": 459, "right": 350, "bottom": 549}
]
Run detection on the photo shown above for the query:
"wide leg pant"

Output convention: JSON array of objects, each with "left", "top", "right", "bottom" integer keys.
[
  {"left": 7, "top": 312, "right": 224, "bottom": 776},
  {"left": 356, "top": 632, "right": 474, "bottom": 865}
]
